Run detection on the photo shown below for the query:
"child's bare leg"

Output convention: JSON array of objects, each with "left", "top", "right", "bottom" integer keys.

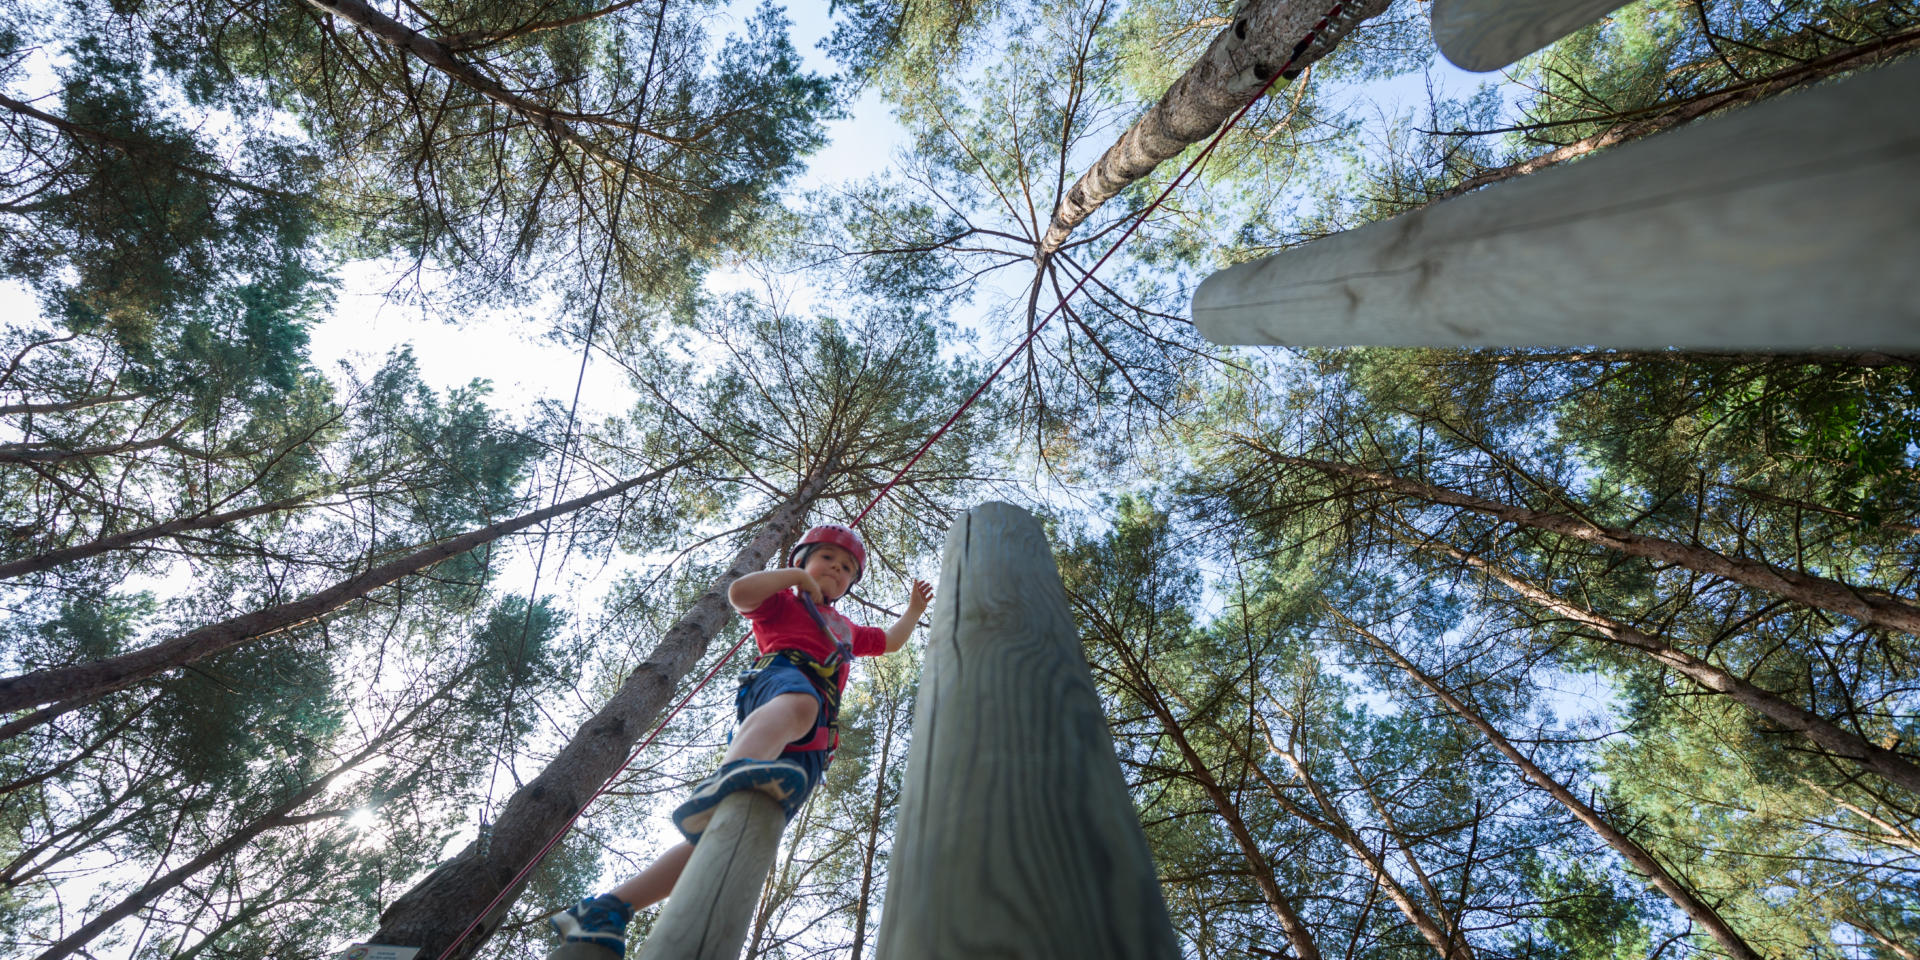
[
  {"left": 599, "top": 694, "right": 816, "bottom": 911},
  {"left": 608, "top": 841, "right": 693, "bottom": 910},
  {"left": 723, "top": 692, "right": 817, "bottom": 763}
]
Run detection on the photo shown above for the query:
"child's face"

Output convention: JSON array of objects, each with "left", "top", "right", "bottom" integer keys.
[{"left": 801, "top": 544, "right": 859, "bottom": 602}]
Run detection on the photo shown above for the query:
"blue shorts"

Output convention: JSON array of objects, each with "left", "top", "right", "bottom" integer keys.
[{"left": 734, "top": 659, "right": 832, "bottom": 799}]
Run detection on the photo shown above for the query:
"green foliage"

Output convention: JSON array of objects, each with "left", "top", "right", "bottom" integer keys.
[
  {"left": 1521, "top": 854, "right": 1656, "bottom": 960},
  {"left": 143, "top": 0, "right": 835, "bottom": 312},
  {"left": 825, "top": 0, "right": 1007, "bottom": 87},
  {"left": 0, "top": 31, "right": 321, "bottom": 348}
]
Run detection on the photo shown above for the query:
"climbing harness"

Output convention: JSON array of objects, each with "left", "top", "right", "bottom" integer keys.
[
  {"left": 442, "top": 4, "right": 1358, "bottom": 952},
  {"left": 748, "top": 593, "right": 857, "bottom": 757},
  {"left": 742, "top": 646, "right": 845, "bottom": 756}
]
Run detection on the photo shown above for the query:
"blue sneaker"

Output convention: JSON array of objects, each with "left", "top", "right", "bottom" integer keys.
[
  {"left": 550, "top": 893, "right": 633, "bottom": 957},
  {"left": 671, "top": 758, "right": 809, "bottom": 843}
]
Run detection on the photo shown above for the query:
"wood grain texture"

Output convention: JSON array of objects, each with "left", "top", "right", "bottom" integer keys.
[
  {"left": 547, "top": 943, "right": 621, "bottom": 960},
  {"left": 633, "top": 792, "right": 786, "bottom": 960},
  {"left": 1431, "top": 0, "right": 1629, "bottom": 71},
  {"left": 874, "top": 502, "right": 1177, "bottom": 960},
  {"left": 1191, "top": 57, "right": 1920, "bottom": 348}
]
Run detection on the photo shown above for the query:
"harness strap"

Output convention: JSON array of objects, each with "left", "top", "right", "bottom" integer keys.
[{"left": 752, "top": 648, "right": 842, "bottom": 753}]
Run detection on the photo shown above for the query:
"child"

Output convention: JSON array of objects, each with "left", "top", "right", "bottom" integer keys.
[{"left": 550, "top": 523, "right": 933, "bottom": 957}]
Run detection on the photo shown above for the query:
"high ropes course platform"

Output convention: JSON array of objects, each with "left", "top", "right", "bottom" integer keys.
[{"left": 345, "top": 1, "right": 1916, "bottom": 958}]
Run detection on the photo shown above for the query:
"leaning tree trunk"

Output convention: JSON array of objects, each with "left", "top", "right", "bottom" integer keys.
[
  {"left": 1037, "top": 0, "right": 1391, "bottom": 257},
  {"left": 298, "top": 0, "right": 650, "bottom": 169},
  {"left": 1431, "top": 539, "right": 1920, "bottom": 795},
  {"left": 1162, "top": 680, "right": 1466, "bottom": 960},
  {"left": 1274, "top": 453, "right": 1920, "bottom": 634},
  {"left": 1117, "top": 658, "right": 1323, "bottom": 960},
  {"left": 1335, "top": 613, "right": 1766, "bottom": 960},
  {"left": 1254, "top": 729, "right": 1472, "bottom": 960},
  {"left": 28, "top": 670, "right": 464, "bottom": 960},
  {"left": 0, "top": 462, "right": 685, "bottom": 724},
  {"left": 1431, "top": 27, "right": 1920, "bottom": 202},
  {"left": 0, "top": 487, "right": 331, "bottom": 580},
  {"left": 848, "top": 683, "right": 903, "bottom": 960},
  {"left": 367, "top": 482, "right": 821, "bottom": 958}
]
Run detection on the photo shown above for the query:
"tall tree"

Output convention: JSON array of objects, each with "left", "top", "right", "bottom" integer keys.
[{"left": 369, "top": 294, "right": 993, "bottom": 957}]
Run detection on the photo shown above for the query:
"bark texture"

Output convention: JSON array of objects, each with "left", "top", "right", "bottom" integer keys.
[
  {"left": 0, "top": 463, "right": 682, "bottom": 719},
  {"left": 1438, "top": 541, "right": 1920, "bottom": 795},
  {"left": 299, "top": 0, "right": 670, "bottom": 167},
  {"left": 1337, "top": 614, "right": 1766, "bottom": 960},
  {"left": 1277, "top": 454, "right": 1920, "bottom": 634},
  {"left": 29, "top": 675, "right": 459, "bottom": 960},
  {"left": 367, "top": 487, "right": 819, "bottom": 958},
  {"left": 0, "top": 489, "right": 328, "bottom": 580},
  {"left": 1038, "top": 0, "right": 1391, "bottom": 256}
]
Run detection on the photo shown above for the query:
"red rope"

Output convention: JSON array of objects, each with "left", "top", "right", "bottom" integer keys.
[
  {"left": 851, "top": 1, "right": 1346, "bottom": 527},
  {"left": 437, "top": 6, "right": 1348, "bottom": 954},
  {"left": 433, "top": 630, "right": 755, "bottom": 959}
]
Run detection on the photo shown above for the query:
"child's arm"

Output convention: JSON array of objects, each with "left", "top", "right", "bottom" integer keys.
[
  {"left": 730, "top": 568, "right": 823, "bottom": 613},
  {"left": 883, "top": 580, "right": 935, "bottom": 654}
]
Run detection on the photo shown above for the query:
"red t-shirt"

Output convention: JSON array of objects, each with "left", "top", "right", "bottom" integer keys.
[{"left": 741, "top": 589, "right": 887, "bottom": 693}]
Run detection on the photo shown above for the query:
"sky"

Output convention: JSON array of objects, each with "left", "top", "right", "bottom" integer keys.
[
  {"left": 303, "top": 0, "right": 912, "bottom": 433},
  {"left": 0, "top": 6, "right": 1586, "bottom": 953}
]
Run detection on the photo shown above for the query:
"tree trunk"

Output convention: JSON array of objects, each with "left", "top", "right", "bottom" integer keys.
[
  {"left": 1334, "top": 613, "right": 1766, "bottom": 960},
  {"left": 28, "top": 672, "right": 460, "bottom": 960},
  {"left": 0, "top": 462, "right": 682, "bottom": 720},
  {"left": 1038, "top": 0, "right": 1391, "bottom": 256},
  {"left": 0, "top": 391, "right": 147, "bottom": 416},
  {"left": 0, "top": 488, "right": 329, "bottom": 580},
  {"left": 367, "top": 484, "right": 820, "bottom": 958},
  {"left": 1276, "top": 453, "right": 1920, "bottom": 634},
  {"left": 1432, "top": 27, "right": 1920, "bottom": 202},
  {"left": 0, "top": 91, "right": 295, "bottom": 199},
  {"left": 299, "top": 0, "right": 670, "bottom": 169},
  {"left": 0, "top": 427, "right": 186, "bottom": 465},
  {"left": 1125, "top": 673, "right": 1322, "bottom": 960},
  {"left": 1342, "top": 749, "right": 1475, "bottom": 958},
  {"left": 1264, "top": 734, "right": 1471, "bottom": 960},
  {"left": 1432, "top": 540, "right": 1920, "bottom": 795},
  {"left": 849, "top": 686, "right": 901, "bottom": 960},
  {"left": 1166, "top": 681, "right": 1465, "bottom": 960},
  {"left": 1844, "top": 913, "right": 1920, "bottom": 960}
]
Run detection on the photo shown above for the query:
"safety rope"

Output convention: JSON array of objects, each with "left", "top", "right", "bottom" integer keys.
[
  {"left": 850, "top": 1, "right": 1350, "bottom": 526},
  {"left": 435, "top": 5, "right": 1352, "bottom": 952},
  {"left": 434, "top": 0, "right": 674, "bottom": 953}
]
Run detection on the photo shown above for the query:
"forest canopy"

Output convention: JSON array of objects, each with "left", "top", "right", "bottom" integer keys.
[{"left": 0, "top": 0, "right": 1914, "bottom": 957}]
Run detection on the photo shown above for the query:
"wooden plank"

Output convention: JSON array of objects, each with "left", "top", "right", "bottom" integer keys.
[
  {"left": 1432, "top": 0, "right": 1629, "bottom": 71},
  {"left": 631, "top": 791, "right": 786, "bottom": 960},
  {"left": 874, "top": 502, "right": 1178, "bottom": 960},
  {"left": 1190, "top": 58, "right": 1920, "bottom": 349}
]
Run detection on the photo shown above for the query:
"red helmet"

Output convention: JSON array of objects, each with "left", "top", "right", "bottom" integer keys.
[{"left": 791, "top": 523, "right": 866, "bottom": 585}]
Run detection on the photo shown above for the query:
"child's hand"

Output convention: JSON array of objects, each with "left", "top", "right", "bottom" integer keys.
[
  {"left": 793, "top": 570, "right": 827, "bottom": 606},
  {"left": 906, "top": 579, "right": 934, "bottom": 615}
]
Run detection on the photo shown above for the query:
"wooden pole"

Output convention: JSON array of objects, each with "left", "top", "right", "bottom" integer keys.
[
  {"left": 874, "top": 502, "right": 1178, "bottom": 960},
  {"left": 1431, "top": 0, "right": 1629, "bottom": 71},
  {"left": 1190, "top": 56, "right": 1920, "bottom": 349},
  {"left": 630, "top": 792, "right": 787, "bottom": 960}
]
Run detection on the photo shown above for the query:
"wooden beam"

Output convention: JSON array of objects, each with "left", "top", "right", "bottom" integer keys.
[
  {"left": 1190, "top": 58, "right": 1920, "bottom": 349},
  {"left": 1431, "top": 0, "right": 1628, "bottom": 71},
  {"left": 631, "top": 792, "right": 786, "bottom": 960},
  {"left": 548, "top": 945, "right": 617, "bottom": 960},
  {"left": 874, "top": 502, "right": 1178, "bottom": 960}
]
